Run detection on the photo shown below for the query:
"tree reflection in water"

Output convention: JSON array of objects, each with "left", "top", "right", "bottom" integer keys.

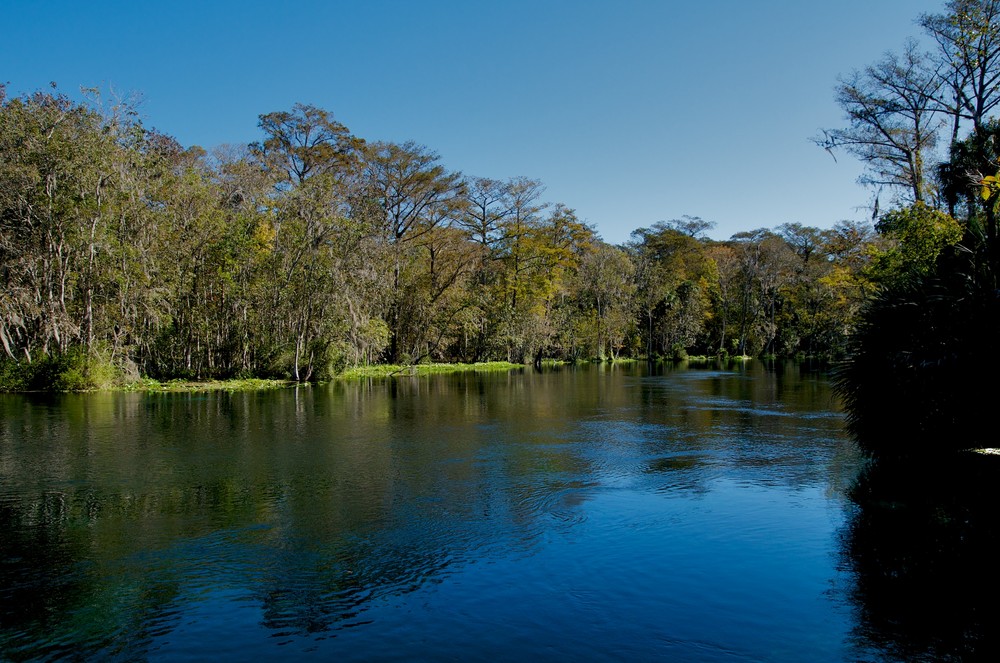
[
  {"left": 0, "top": 364, "right": 872, "bottom": 660},
  {"left": 843, "top": 453, "right": 1000, "bottom": 661}
]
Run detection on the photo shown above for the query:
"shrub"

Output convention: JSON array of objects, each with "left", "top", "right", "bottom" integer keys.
[
  {"left": 0, "top": 348, "right": 119, "bottom": 392},
  {"left": 835, "top": 254, "right": 1000, "bottom": 456}
]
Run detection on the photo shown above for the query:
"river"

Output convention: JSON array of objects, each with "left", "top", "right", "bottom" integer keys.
[{"left": 1, "top": 361, "right": 992, "bottom": 661}]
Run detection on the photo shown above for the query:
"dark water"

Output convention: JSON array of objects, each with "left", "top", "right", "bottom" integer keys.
[{"left": 0, "top": 362, "right": 994, "bottom": 661}]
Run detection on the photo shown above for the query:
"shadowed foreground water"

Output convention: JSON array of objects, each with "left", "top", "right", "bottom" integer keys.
[{"left": 1, "top": 362, "right": 992, "bottom": 661}]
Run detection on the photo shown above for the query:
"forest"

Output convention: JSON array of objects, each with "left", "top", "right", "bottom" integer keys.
[
  {"left": 1, "top": 0, "right": 997, "bottom": 393},
  {"left": 0, "top": 87, "right": 884, "bottom": 389}
]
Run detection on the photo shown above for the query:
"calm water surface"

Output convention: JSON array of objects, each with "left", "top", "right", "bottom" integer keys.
[{"left": 0, "top": 362, "right": 973, "bottom": 661}]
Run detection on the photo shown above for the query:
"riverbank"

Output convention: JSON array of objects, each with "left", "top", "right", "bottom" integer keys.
[
  {"left": 118, "top": 378, "right": 297, "bottom": 392},
  {"left": 336, "top": 361, "right": 525, "bottom": 379},
  {"left": 130, "top": 362, "right": 527, "bottom": 390},
  {"left": 2, "top": 357, "right": 763, "bottom": 393},
  {"left": 0, "top": 361, "right": 532, "bottom": 393}
]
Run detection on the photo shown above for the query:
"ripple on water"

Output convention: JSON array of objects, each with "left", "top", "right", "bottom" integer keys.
[{"left": 0, "top": 365, "right": 865, "bottom": 661}]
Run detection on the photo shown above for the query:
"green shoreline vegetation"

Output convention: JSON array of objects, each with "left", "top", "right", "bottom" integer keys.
[
  {"left": 117, "top": 377, "right": 295, "bottom": 393},
  {"left": 0, "top": 357, "right": 533, "bottom": 393},
  {"left": 0, "top": 78, "right": 882, "bottom": 395},
  {"left": 0, "top": 356, "right": 762, "bottom": 393},
  {"left": 337, "top": 361, "right": 525, "bottom": 380}
]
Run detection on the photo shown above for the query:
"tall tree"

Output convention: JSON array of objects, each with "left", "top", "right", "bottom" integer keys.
[
  {"left": 452, "top": 177, "right": 516, "bottom": 360},
  {"left": 457, "top": 176, "right": 514, "bottom": 251},
  {"left": 251, "top": 103, "right": 369, "bottom": 380},
  {"left": 722, "top": 230, "right": 796, "bottom": 356},
  {"left": 572, "top": 243, "right": 636, "bottom": 360},
  {"left": 921, "top": 0, "right": 1000, "bottom": 142},
  {"left": 252, "top": 103, "right": 363, "bottom": 187},
  {"left": 361, "top": 141, "right": 465, "bottom": 362},
  {"left": 0, "top": 89, "right": 124, "bottom": 361},
  {"left": 816, "top": 40, "right": 943, "bottom": 203},
  {"left": 630, "top": 221, "right": 716, "bottom": 358}
]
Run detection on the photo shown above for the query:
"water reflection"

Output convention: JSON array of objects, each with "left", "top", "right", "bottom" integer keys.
[
  {"left": 842, "top": 455, "right": 1000, "bottom": 661},
  {"left": 0, "top": 362, "right": 859, "bottom": 660}
]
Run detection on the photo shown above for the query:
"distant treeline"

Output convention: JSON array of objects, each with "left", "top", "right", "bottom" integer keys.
[{"left": 0, "top": 85, "right": 928, "bottom": 388}]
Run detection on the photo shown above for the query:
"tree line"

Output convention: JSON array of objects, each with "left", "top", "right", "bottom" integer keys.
[{"left": 1, "top": 82, "right": 913, "bottom": 388}]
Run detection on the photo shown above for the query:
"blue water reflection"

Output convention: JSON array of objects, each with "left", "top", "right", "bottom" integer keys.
[{"left": 1, "top": 362, "right": 877, "bottom": 660}]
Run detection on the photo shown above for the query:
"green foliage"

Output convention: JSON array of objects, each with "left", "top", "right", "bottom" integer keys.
[
  {"left": 0, "top": 85, "right": 887, "bottom": 390},
  {"left": 0, "top": 360, "right": 30, "bottom": 391},
  {"left": 54, "top": 351, "right": 118, "bottom": 391},
  {"left": 836, "top": 253, "right": 1000, "bottom": 456},
  {"left": 117, "top": 377, "right": 292, "bottom": 392},
  {"left": 337, "top": 362, "right": 523, "bottom": 380},
  {"left": 630, "top": 222, "right": 717, "bottom": 358},
  {"left": 866, "top": 203, "right": 963, "bottom": 289},
  {"left": 0, "top": 349, "right": 118, "bottom": 392},
  {"left": 572, "top": 243, "right": 636, "bottom": 360}
]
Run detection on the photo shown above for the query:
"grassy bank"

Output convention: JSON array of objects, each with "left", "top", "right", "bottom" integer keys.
[
  {"left": 118, "top": 378, "right": 295, "bottom": 392},
  {"left": 0, "top": 353, "right": 299, "bottom": 393},
  {"left": 337, "top": 361, "right": 525, "bottom": 380},
  {"left": 683, "top": 354, "right": 753, "bottom": 363},
  {"left": 3, "top": 355, "right": 764, "bottom": 393},
  {"left": 0, "top": 357, "right": 531, "bottom": 392}
]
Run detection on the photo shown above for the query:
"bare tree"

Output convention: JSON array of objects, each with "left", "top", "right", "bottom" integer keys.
[
  {"left": 921, "top": 0, "right": 1000, "bottom": 143},
  {"left": 816, "top": 40, "right": 943, "bottom": 203},
  {"left": 457, "top": 176, "right": 514, "bottom": 252}
]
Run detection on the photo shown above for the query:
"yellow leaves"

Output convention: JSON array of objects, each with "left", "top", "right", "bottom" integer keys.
[
  {"left": 980, "top": 173, "right": 999, "bottom": 200},
  {"left": 981, "top": 159, "right": 1000, "bottom": 201},
  {"left": 253, "top": 219, "right": 277, "bottom": 250}
]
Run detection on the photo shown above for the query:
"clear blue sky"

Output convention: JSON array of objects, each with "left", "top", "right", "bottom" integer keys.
[{"left": 3, "top": 0, "right": 947, "bottom": 244}]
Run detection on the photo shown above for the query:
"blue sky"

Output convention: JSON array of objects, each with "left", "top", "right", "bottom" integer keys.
[{"left": 3, "top": 0, "right": 947, "bottom": 244}]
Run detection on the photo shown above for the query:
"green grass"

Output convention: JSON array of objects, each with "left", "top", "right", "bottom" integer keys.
[
  {"left": 671, "top": 354, "right": 753, "bottom": 364},
  {"left": 338, "top": 361, "right": 524, "bottom": 379},
  {"left": 117, "top": 378, "right": 295, "bottom": 392},
  {"left": 3, "top": 357, "right": 529, "bottom": 392}
]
